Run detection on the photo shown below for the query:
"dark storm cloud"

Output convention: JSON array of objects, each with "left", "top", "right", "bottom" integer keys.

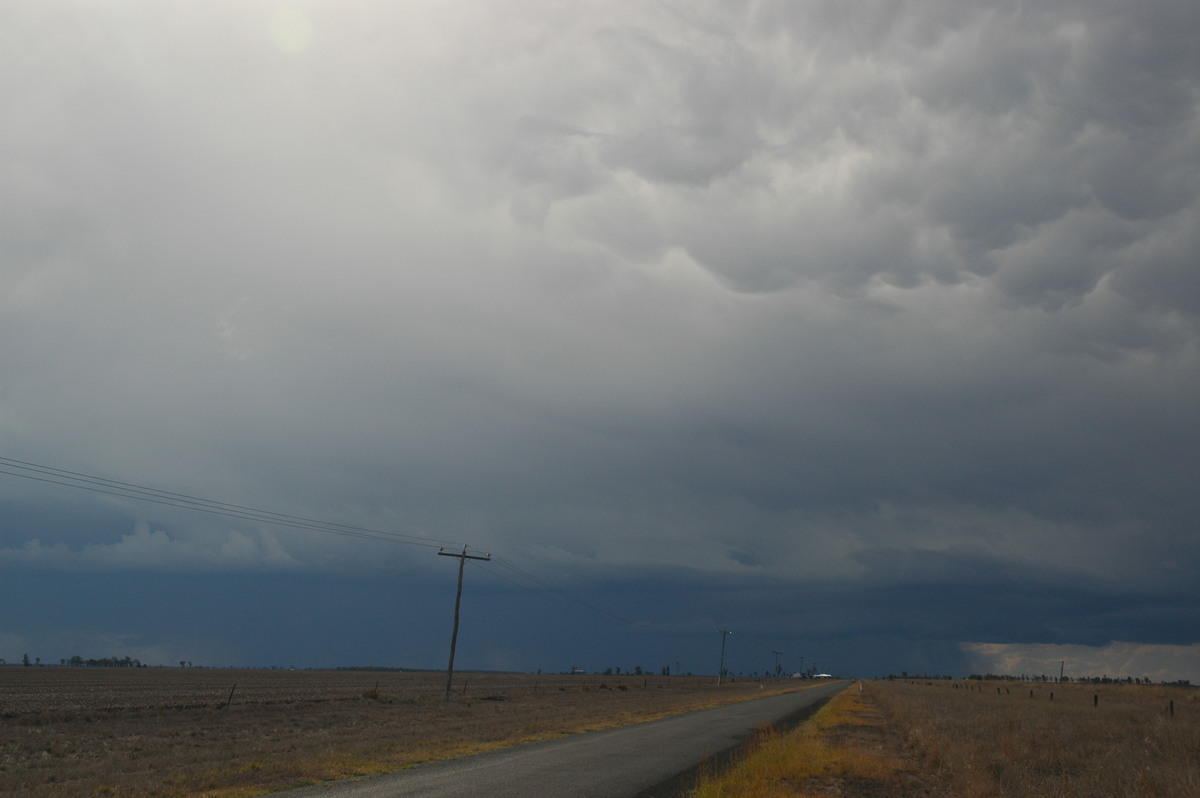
[{"left": 1, "top": 0, "right": 1197, "bottom": 677}]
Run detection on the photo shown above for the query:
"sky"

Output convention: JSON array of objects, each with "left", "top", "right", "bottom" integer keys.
[{"left": 2, "top": 0, "right": 1199, "bottom": 682}]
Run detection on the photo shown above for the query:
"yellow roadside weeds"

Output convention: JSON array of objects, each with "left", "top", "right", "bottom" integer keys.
[{"left": 691, "top": 682, "right": 909, "bottom": 798}]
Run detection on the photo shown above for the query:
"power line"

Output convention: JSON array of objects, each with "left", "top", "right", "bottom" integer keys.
[
  {"left": 0, "top": 455, "right": 461, "bottom": 550},
  {"left": 485, "top": 556, "right": 650, "bottom": 629},
  {"left": 2, "top": 454, "right": 660, "bottom": 634}
]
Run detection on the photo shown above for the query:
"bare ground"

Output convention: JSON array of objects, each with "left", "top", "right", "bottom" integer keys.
[{"left": 0, "top": 667, "right": 805, "bottom": 797}]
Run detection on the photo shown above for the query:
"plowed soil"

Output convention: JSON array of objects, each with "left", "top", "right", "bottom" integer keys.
[{"left": 0, "top": 667, "right": 801, "bottom": 797}]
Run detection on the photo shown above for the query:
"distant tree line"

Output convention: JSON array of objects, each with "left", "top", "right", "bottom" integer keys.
[
  {"left": 59, "top": 655, "right": 145, "bottom": 668},
  {"left": 968, "top": 673, "right": 1062, "bottom": 682},
  {"left": 596, "top": 665, "right": 685, "bottom": 676},
  {"left": 965, "top": 673, "right": 1185, "bottom": 685},
  {"left": 601, "top": 666, "right": 647, "bottom": 676}
]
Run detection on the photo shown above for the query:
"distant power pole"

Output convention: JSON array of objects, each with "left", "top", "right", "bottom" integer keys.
[
  {"left": 717, "top": 629, "right": 732, "bottom": 685},
  {"left": 771, "top": 650, "right": 783, "bottom": 677},
  {"left": 439, "top": 546, "right": 491, "bottom": 699}
]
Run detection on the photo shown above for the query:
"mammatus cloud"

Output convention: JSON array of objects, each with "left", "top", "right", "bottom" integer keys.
[
  {"left": 962, "top": 641, "right": 1200, "bottom": 683},
  {"left": 472, "top": 1, "right": 1200, "bottom": 320}
]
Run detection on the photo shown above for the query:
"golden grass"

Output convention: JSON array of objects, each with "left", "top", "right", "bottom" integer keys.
[{"left": 691, "top": 682, "right": 910, "bottom": 798}]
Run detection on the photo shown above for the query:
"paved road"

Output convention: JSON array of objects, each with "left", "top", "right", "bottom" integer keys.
[{"left": 281, "top": 681, "right": 847, "bottom": 798}]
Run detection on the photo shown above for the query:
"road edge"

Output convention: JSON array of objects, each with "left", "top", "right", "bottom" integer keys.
[{"left": 632, "top": 681, "right": 850, "bottom": 798}]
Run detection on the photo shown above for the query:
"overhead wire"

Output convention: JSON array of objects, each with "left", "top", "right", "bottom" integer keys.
[
  {"left": 2, "top": 454, "right": 649, "bottom": 630},
  {"left": 482, "top": 555, "right": 651, "bottom": 629},
  {"left": 0, "top": 455, "right": 461, "bottom": 550}
]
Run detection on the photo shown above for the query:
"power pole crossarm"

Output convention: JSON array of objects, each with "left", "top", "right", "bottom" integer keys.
[{"left": 438, "top": 546, "right": 491, "bottom": 699}]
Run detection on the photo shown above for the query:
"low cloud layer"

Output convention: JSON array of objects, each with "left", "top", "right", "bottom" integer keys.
[
  {"left": 2, "top": 1, "right": 1198, "bottom": 676},
  {"left": 1, "top": 522, "right": 300, "bottom": 572},
  {"left": 964, "top": 641, "right": 1200, "bottom": 684}
]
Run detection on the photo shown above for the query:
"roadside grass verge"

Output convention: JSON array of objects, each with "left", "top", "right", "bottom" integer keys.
[{"left": 690, "top": 682, "right": 911, "bottom": 797}]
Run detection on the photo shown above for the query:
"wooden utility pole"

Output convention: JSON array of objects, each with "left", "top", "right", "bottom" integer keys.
[
  {"left": 717, "top": 629, "right": 731, "bottom": 685},
  {"left": 439, "top": 546, "right": 491, "bottom": 699}
]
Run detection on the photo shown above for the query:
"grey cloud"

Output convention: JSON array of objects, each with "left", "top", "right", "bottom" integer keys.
[
  {"left": 594, "top": 24, "right": 765, "bottom": 186},
  {"left": 2, "top": 0, "right": 1198, "bottom": 675},
  {"left": 964, "top": 641, "right": 1200, "bottom": 683},
  {"left": 490, "top": 1, "right": 1200, "bottom": 323},
  {"left": 1, "top": 522, "right": 301, "bottom": 572}
]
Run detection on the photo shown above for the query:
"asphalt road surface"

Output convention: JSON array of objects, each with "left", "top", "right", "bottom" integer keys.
[{"left": 281, "top": 680, "right": 847, "bottom": 798}]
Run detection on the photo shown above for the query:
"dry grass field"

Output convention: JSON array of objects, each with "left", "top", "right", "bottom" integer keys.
[
  {"left": 0, "top": 666, "right": 807, "bottom": 797},
  {"left": 876, "top": 679, "right": 1200, "bottom": 797},
  {"left": 690, "top": 679, "right": 1200, "bottom": 797}
]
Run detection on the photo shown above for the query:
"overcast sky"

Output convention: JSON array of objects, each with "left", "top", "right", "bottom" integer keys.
[{"left": 3, "top": 0, "right": 1199, "bottom": 681}]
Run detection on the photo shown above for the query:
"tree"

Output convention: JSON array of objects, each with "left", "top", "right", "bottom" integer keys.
[{"left": 22, "top": 653, "right": 30, "bottom": 667}]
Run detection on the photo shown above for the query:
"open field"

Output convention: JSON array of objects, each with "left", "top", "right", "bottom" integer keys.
[
  {"left": 0, "top": 666, "right": 812, "bottom": 797},
  {"left": 690, "top": 679, "right": 1200, "bottom": 797},
  {"left": 876, "top": 679, "right": 1200, "bottom": 797}
]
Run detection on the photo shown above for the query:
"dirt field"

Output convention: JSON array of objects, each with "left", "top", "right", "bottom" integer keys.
[{"left": 0, "top": 666, "right": 808, "bottom": 797}]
